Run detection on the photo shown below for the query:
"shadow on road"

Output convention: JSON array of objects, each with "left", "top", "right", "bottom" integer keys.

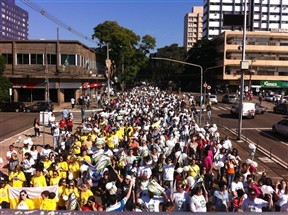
[{"left": 259, "top": 130, "right": 288, "bottom": 143}]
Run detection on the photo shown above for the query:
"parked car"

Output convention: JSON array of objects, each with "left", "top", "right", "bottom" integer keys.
[
  {"left": 255, "top": 103, "right": 266, "bottom": 114},
  {"left": 208, "top": 94, "right": 218, "bottom": 104},
  {"left": 0, "top": 102, "right": 26, "bottom": 112},
  {"left": 272, "top": 119, "right": 288, "bottom": 137},
  {"left": 222, "top": 94, "right": 237, "bottom": 104},
  {"left": 273, "top": 103, "right": 288, "bottom": 115},
  {"left": 24, "top": 101, "right": 54, "bottom": 112},
  {"left": 230, "top": 102, "right": 256, "bottom": 118}
]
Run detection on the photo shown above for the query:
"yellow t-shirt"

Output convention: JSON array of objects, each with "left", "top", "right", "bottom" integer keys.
[
  {"left": 80, "top": 135, "right": 88, "bottom": 142},
  {"left": 72, "top": 141, "right": 82, "bottom": 155},
  {"left": 9, "top": 171, "right": 26, "bottom": 188},
  {"left": 58, "top": 161, "right": 68, "bottom": 179},
  {"left": 50, "top": 176, "right": 61, "bottom": 186},
  {"left": 63, "top": 187, "right": 80, "bottom": 199},
  {"left": 106, "top": 135, "right": 114, "bottom": 148},
  {"left": 80, "top": 189, "right": 93, "bottom": 206},
  {"left": 68, "top": 162, "right": 80, "bottom": 179},
  {"left": 188, "top": 164, "right": 200, "bottom": 178},
  {"left": 90, "top": 134, "right": 97, "bottom": 142},
  {"left": 80, "top": 155, "right": 91, "bottom": 164},
  {"left": 0, "top": 184, "right": 10, "bottom": 203},
  {"left": 41, "top": 198, "right": 57, "bottom": 210},
  {"left": 31, "top": 175, "right": 47, "bottom": 187},
  {"left": 42, "top": 160, "right": 52, "bottom": 170},
  {"left": 57, "top": 186, "right": 66, "bottom": 207},
  {"left": 17, "top": 199, "right": 35, "bottom": 210}
]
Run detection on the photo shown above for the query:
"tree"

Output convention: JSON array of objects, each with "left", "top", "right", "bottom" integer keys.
[
  {"left": 0, "top": 56, "right": 12, "bottom": 101},
  {"left": 92, "top": 21, "right": 156, "bottom": 89}
]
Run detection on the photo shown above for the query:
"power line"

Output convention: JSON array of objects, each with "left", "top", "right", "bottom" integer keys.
[{"left": 20, "top": 0, "right": 96, "bottom": 45}]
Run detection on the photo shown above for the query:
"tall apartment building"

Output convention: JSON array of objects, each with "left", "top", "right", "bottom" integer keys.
[
  {"left": 183, "top": 6, "right": 203, "bottom": 51},
  {"left": 203, "top": 0, "right": 288, "bottom": 40},
  {"left": 0, "top": 0, "right": 29, "bottom": 40}
]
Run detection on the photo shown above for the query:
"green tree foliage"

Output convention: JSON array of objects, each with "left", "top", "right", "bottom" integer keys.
[
  {"left": 0, "top": 56, "right": 12, "bottom": 101},
  {"left": 92, "top": 21, "right": 156, "bottom": 87},
  {"left": 149, "top": 44, "right": 186, "bottom": 90}
]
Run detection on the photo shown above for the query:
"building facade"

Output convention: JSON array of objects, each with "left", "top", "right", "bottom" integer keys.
[
  {"left": 208, "top": 31, "right": 288, "bottom": 91},
  {"left": 183, "top": 6, "right": 203, "bottom": 51},
  {"left": 0, "top": 40, "right": 105, "bottom": 103},
  {"left": 0, "top": 0, "right": 29, "bottom": 40},
  {"left": 203, "top": 0, "right": 288, "bottom": 40}
]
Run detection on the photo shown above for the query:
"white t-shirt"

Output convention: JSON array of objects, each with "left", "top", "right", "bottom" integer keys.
[
  {"left": 276, "top": 194, "right": 288, "bottom": 207},
  {"left": 190, "top": 194, "right": 207, "bottom": 212},
  {"left": 173, "top": 191, "right": 190, "bottom": 211},
  {"left": 241, "top": 197, "right": 269, "bottom": 212},
  {"left": 231, "top": 181, "right": 244, "bottom": 193},
  {"left": 138, "top": 165, "right": 152, "bottom": 179},
  {"left": 162, "top": 163, "right": 175, "bottom": 181},
  {"left": 138, "top": 195, "right": 163, "bottom": 212},
  {"left": 6, "top": 150, "right": 17, "bottom": 159}
]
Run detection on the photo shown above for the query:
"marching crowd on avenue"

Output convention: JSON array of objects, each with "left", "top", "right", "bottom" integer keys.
[{"left": 0, "top": 85, "right": 287, "bottom": 212}]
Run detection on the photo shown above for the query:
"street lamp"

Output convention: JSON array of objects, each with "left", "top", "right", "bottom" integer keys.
[{"left": 151, "top": 57, "right": 203, "bottom": 126}]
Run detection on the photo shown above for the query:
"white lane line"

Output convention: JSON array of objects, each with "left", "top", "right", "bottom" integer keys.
[
  {"left": 242, "top": 128, "right": 271, "bottom": 130},
  {"left": 256, "top": 129, "right": 288, "bottom": 145},
  {"left": 217, "top": 106, "right": 228, "bottom": 110},
  {"left": 212, "top": 107, "right": 220, "bottom": 111}
]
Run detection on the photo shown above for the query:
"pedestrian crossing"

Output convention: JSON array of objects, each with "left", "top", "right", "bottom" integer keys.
[{"left": 212, "top": 105, "right": 231, "bottom": 111}]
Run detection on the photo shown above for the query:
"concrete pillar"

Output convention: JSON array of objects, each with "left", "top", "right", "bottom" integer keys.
[
  {"left": 75, "top": 89, "right": 81, "bottom": 101},
  {"left": 57, "top": 89, "right": 65, "bottom": 104},
  {"left": 13, "top": 88, "right": 19, "bottom": 102}
]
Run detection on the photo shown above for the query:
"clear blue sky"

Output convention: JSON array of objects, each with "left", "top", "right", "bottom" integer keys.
[{"left": 16, "top": 0, "right": 203, "bottom": 50}]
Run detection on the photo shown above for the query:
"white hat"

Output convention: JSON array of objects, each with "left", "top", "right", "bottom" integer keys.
[
  {"left": 24, "top": 139, "right": 29, "bottom": 144},
  {"left": 126, "top": 175, "right": 132, "bottom": 180}
]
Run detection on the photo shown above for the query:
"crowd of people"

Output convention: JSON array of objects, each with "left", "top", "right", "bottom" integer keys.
[{"left": 0, "top": 85, "right": 287, "bottom": 212}]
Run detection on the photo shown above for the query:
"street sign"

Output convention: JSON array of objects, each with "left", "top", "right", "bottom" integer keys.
[
  {"left": 203, "top": 82, "right": 207, "bottom": 88},
  {"left": 207, "top": 85, "right": 211, "bottom": 90}
]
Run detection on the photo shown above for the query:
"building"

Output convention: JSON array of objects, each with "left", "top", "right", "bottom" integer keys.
[
  {"left": 207, "top": 31, "right": 288, "bottom": 92},
  {"left": 183, "top": 6, "right": 203, "bottom": 51},
  {"left": 203, "top": 0, "right": 288, "bottom": 40},
  {"left": 0, "top": 0, "right": 29, "bottom": 40},
  {"left": 0, "top": 40, "right": 105, "bottom": 103}
]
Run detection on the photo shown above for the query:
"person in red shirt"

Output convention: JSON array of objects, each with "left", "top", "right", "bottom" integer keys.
[
  {"left": 81, "top": 195, "right": 103, "bottom": 211},
  {"left": 59, "top": 117, "right": 67, "bottom": 133}
]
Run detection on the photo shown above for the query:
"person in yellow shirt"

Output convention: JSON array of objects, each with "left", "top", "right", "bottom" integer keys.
[
  {"left": 58, "top": 155, "right": 69, "bottom": 179},
  {"left": 72, "top": 137, "right": 82, "bottom": 156},
  {"left": 49, "top": 170, "right": 62, "bottom": 186},
  {"left": 57, "top": 178, "right": 67, "bottom": 210},
  {"left": 9, "top": 165, "right": 26, "bottom": 188},
  {"left": 63, "top": 180, "right": 80, "bottom": 206},
  {"left": 0, "top": 180, "right": 10, "bottom": 208},
  {"left": 40, "top": 190, "right": 50, "bottom": 210},
  {"left": 41, "top": 156, "right": 52, "bottom": 170},
  {"left": 68, "top": 156, "right": 80, "bottom": 180},
  {"left": 188, "top": 158, "right": 200, "bottom": 178},
  {"left": 79, "top": 150, "right": 91, "bottom": 164},
  {"left": 31, "top": 169, "right": 47, "bottom": 187},
  {"left": 17, "top": 190, "right": 35, "bottom": 210},
  {"left": 79, "top": 183, "right": 94, "bottom": 207},
  {"left": 48, "top": 192, "right": 57, "bottom": 210}
]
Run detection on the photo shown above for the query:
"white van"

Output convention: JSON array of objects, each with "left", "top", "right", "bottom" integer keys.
[{"left": 230, "top": 102, "right": 256, "bottom": 118}]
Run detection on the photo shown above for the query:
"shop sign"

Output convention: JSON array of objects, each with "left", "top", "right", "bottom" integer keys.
[{"left": 260, "top": 81, "right": 288, "bottom": 88}]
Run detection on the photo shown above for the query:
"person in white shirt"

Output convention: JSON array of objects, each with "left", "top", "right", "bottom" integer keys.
[
  {"left": 138, "top": 158, "right": 153, "bottom": 180},
  {"left": 162, "top": 157, "right": 175, "bottom": 190},
  {"left": 241, "top": 188, "right": 273, "bottom": 212},
  {"left": 71, "top": 98, "right": 75, "bottom": 109},
  {"left": 6, "top": 145, "right": 18, "bottom": 162},
  {"left": 231, "top": 173, "right": 244, "bottom": 198},
  {"left": 138, "top": 189, "right": 167, "bottom": 212},
  {"left": 190, "top": 185, "right": 208, "bottom": 212},
  {"left": 170, "top": 181, "right": 190, "bottom": 211}
]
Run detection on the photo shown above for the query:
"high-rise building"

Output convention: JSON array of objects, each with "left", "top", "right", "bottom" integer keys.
[
  {"left": 183, "top": 6, "right": 203, "bottom": 51},
  {"left": 203, "top": 0, "right": 288, "bottom": 40},
  {"left": 0, "top": 0, "right": 29, "bottom": 40}
]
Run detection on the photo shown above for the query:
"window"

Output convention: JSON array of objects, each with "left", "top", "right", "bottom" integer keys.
[
  {"left": 31, "top": 54, "right": 43, "bottom": 65},
  {"left": 2, "top": 53, "right": 13, "bottom": 64},
  {"left": 17, "top": 53, "right": 29, "bottom": 65},
  {"left": 47, "top": 54, "right": 57, "bottom": 65},
  {"left": 61, "top": 54, "right": 75, "bottom": 65}
]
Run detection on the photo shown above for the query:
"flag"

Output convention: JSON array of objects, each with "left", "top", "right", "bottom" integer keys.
[{"left": 8, "top": 186, "right": 58, "bottom": 209}]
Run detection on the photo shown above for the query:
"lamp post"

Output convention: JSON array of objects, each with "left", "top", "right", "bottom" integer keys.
[
  {"left": 105, "top": 43, "right": 111, "bottom": 102},
  {"left": 151, "top": 57, "right": 203, "bottom": 126},
  {"left": 237, "top": 0, "right": 249, "bottom": 140}
]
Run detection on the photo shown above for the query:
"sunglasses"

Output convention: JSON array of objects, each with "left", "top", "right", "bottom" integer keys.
[
  {"left": 21, "top": 193, "right": 26, "bottom": 196},
  {"left": 250, "top": 193, "right": 256, "bottom": 195}
]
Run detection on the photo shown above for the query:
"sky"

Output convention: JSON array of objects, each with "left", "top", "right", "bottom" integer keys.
[{"left": 16, "top": 0, "right": 204, "bottom": 50}]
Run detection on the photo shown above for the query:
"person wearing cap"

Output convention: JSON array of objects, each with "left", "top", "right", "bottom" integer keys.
[
  {"left": 241, "top": 187, "right": 273, "bottom": 212},
  {"left": 9, "top": 165, "right": 26, "bottom": 188},
  {"left": 18, "top": 140, "right": 31, "bottom": 160},
  {"left": 0, "top": 179, "right": 10, "bottom": 208}
]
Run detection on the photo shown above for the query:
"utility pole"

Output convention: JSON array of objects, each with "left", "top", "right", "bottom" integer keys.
[
  {"left": 45, "top": 48, "right": 50, "bottom": 102},
  {"left": 106, "top": 43, "right": 111, "bottom": 102},
  {"left": 237, "top": 0, "right": 249, "bottom": 140}
]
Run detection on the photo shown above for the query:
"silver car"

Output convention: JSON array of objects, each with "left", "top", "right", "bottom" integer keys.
[{"left": 272, "top": 119, "right": 288, "bottom": 137}]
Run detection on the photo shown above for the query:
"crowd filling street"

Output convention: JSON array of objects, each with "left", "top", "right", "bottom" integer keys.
[{"left": 0, "top": 85, "right": 287, "bottom": 212}]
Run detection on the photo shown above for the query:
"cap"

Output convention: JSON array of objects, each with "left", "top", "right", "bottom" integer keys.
[{"left": 126, "top": 175, "right": 132, "bottom": 180}]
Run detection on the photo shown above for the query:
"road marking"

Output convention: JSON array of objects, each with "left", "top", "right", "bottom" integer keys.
[
  {"left": 212, "top": 107, "right": 221, "bottom": 111},
  {"left": 217, "top": 106, "right": 228, "bottom": 110},
  {"left": 242, "top": 128, "right": 271, "bottom": 130},
  {"left": 0, "top": 127, "right": 32, "bottom": 144},
  {"left": 258, "top": 157, "right": 274, "bottom": 163},
  {"left": 256, "top": 129, "right": 288, "bottom": 145}
]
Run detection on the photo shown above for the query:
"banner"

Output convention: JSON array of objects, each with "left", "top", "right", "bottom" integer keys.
[{"left": 9, "top": 186, "right": 58, "bottom": 209}]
